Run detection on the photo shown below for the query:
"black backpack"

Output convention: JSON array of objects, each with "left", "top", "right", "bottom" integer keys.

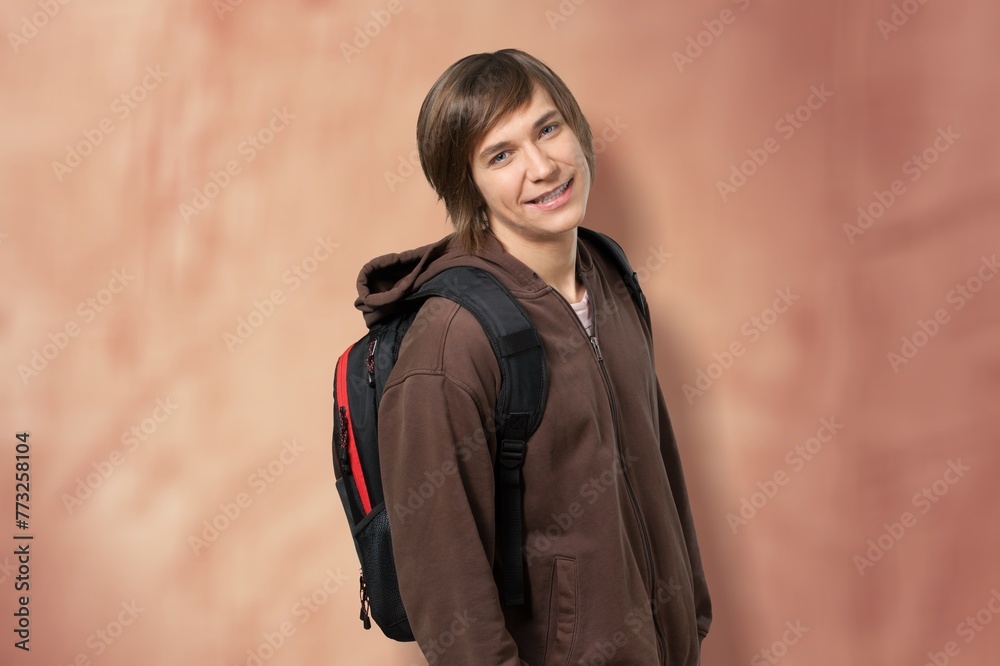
[{"left": 331, "top": 227, "right": 650, "bottom": 641}]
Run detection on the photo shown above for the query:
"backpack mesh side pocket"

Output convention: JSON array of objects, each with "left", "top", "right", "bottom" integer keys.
[{"left": 353, "top": 502, "right": 413, "bottom": 641}]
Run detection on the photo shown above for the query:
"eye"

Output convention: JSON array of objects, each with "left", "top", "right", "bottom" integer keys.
[
  {"left": 490, "top": 151, "right": 510, "bottom": 165},
  {"left": 540, "top": 123, "right": 559, "bottom": 137}
]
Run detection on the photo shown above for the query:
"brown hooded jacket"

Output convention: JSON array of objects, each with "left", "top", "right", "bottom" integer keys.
[{"left": 354, "top": 228, "right": 711, "bottom": 665}]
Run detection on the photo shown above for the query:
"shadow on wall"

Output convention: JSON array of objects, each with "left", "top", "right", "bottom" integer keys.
[{"left": 584, "top": 150, "right": 750, "bottom": 665}]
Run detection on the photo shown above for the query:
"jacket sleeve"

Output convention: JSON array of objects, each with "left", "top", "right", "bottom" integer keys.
[
  {"left": 379, "top": 370, "right": 526, "bottom": 665},
  {"left": 655, "top": 380, "right": 712, "bottom": 643}
]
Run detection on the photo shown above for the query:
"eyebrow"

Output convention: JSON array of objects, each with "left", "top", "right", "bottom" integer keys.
[{"left": 477, "top": 110, "right": 560, "bottom": 161}]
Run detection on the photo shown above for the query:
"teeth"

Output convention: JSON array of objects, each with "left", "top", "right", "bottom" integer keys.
[{"left": 532, "top": 180, "right": 569, "bottom": 204}]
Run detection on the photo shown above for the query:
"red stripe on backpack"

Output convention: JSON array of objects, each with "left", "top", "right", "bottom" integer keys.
[{"left": 336, "top": 344, "right": 372, "bottom": 514}]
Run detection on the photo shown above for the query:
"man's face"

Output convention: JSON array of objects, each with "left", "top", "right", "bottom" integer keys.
[{"left": 469, "top": 85, "right": 591, "bottom": 247}]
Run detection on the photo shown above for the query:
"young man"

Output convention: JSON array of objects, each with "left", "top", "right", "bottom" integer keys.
[{"left": 355, "top": 49, "right": 711, "bottom": 665}]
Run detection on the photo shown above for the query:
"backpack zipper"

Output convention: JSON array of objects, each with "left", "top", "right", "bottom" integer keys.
[
  {"left": 334, "top": 344, "right": 373, "bottom": 514},
  {"left": 365, "top": 338, "right": 377, "bottom": 387},
  {"left": 358, "top": 569, "right": 372, "bottom": 630},
  {"left": 337, "top": 406, "right": 350, "bottom": 473}
]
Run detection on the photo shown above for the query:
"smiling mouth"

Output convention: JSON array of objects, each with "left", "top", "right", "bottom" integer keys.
[{"left": 527, "top": 178, "right": 573, "bottom": 205}]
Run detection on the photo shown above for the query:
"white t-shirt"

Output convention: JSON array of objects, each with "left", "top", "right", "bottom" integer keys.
[{"left": 570, "top": 289, "right": 593, "bottom": 336}]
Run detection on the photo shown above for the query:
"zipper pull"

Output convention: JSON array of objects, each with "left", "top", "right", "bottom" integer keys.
[
  {"left": 338, "top": 407, "right": 349, "bottom": 471},
  {"left": 590, "top": 335, "right": 603, "bottom": 361},
  {"left": 365, "top": 339, "right": 377, "bottom": 387},
  {"left": 359, "top": 571, "right": 372, "bottom": 630}
]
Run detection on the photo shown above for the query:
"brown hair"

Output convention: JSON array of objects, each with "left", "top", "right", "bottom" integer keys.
[{"left": 416, "top": 49, "right": 595, "bottom": 254}]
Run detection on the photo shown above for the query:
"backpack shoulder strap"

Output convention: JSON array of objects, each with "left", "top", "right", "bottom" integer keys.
[
  {"left": 577, "top": 226, "right": 651, "bottom": 329},
  {"left": 405, "top": 266, "right": 545, "bottom": 607}
]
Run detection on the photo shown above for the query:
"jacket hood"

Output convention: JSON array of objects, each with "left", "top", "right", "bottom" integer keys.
[{"left": 355, "top": 230, "right": 593, "bottom": 329}]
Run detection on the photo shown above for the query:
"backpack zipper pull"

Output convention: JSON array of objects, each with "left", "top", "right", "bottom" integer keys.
[
  {"left": 365, "top": 339, "right": 377, "bottom": 387},
  {"left": 337, "top": 406, "right": 350, "bottom": 471},
  {"left": 359, "top": 571, "right": 372, "bottom": 630}
]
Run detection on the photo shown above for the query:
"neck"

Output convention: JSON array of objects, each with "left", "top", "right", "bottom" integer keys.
[{"left": 490, "top": 226, "right": 583, "bottom": 302}]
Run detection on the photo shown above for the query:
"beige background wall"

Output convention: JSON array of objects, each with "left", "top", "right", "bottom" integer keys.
[{"left": 2, "top": 1, "right": 998, "bottom": 664}]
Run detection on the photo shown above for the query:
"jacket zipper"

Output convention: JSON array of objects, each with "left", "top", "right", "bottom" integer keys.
[{"left": 553, "top": 276, "right": 667, "bottom": 663}]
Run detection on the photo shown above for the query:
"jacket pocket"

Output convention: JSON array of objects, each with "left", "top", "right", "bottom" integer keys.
[{"left": 543, "top": 556, "right": 578, "bottom": 665}]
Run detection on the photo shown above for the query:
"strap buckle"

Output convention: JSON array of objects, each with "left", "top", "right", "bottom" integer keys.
[{"left": 499, "top": 439, "right": 526, "bottom": 469}]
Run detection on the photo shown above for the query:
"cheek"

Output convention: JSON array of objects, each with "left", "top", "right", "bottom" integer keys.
[
  {"left": 568, "top": 149, "right": 591, "bottom": 190},
  {"left": 471, "top": 172, "right": 497, "bottom": 209},
  {"left": 480, "top": 173, "right": 520, "bottom": 208},
  {"left": 561, "top": 141, "right": 588, "bottom": 173},
  {"left": 574, "top": 149, "right": 589, "bottom": 175}
]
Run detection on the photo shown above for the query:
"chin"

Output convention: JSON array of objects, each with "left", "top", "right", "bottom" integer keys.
[
  {"left": 526, "top": 215, "right": 583, "bottom": 240},
  {"left": 543, "top": 205, "right": 586, "bottom": 233}
]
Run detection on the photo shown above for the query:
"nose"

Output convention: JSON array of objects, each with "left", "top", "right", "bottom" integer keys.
[{"left": 523, "top": 142, "right": 557, "bottom": 182}]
